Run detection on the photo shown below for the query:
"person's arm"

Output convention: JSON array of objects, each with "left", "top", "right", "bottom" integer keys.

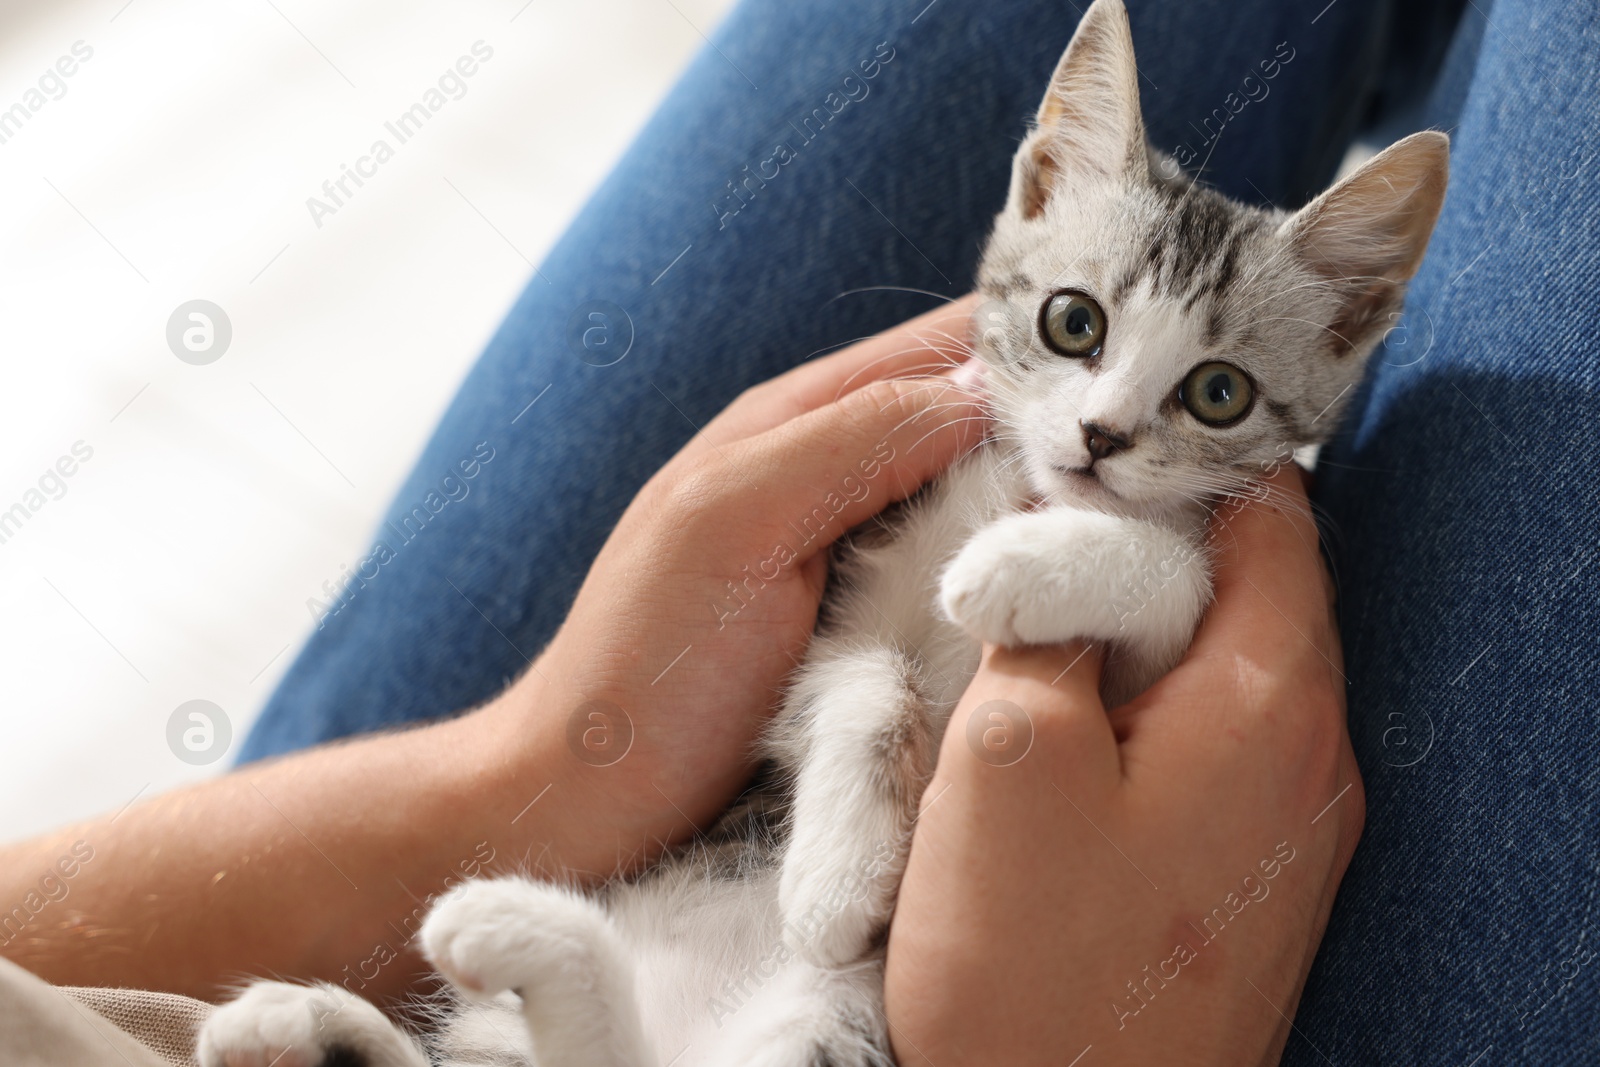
[
  {"left": 885, "top": 464, "right": 1364, "bottom": 1066},
  {"left": 0, "top": 687, "right": 589, "bottom": 1001},
  {"left": 0, "top": 298, "right": 984, "bottom": 1002}
]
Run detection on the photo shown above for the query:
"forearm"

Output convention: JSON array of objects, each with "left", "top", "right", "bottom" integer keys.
[
  {"left": 0, "top": 669, "right": 633, "bottom": 1002},
  {"left": 0, "top": 310, "right": 983, "bottom": 1004}
]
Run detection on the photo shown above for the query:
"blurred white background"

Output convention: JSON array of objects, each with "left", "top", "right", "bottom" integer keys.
[{"left": 0, "top": 0, "right": 734, "bottom": 840}]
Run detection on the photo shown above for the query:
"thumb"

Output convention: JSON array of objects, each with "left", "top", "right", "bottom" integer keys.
[{"left": 723, "top": 371, "right": 988, "bottom": 565}]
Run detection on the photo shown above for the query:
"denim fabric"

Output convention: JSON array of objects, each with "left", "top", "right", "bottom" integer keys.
[
  {"left": 243, "top": 0, "right": 1449, "bottom": 754},
  {"left": 241, "top": 0, "right": 1600, "bottom": 1060},
  {"left": 1303, "top": 0, "right": 1600, "bottom": 1062}
]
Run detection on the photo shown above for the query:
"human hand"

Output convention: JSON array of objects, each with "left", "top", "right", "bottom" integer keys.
[
  {"left": 883, "top": 464, "right": 1363, "bottom": 1066},
  {"left": 483, "top": 297, "right": 988, "bottom": 875}
]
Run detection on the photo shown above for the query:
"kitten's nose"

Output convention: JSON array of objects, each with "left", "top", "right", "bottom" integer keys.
[{"left": 1082, "top": 421, "right": 1131, "bottom": 462}]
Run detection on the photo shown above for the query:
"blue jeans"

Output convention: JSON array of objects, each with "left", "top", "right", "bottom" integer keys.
[{"left": 242, "top": 0, "right": 1600, "bottom": 1060}]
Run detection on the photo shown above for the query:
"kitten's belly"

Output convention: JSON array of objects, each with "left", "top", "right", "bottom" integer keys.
[
  {"left": 832, "top": 443, "right": 1023, "bottom": 710},
  {"left": 611, "top": 863, "right": 783, "bottom": 1059}
]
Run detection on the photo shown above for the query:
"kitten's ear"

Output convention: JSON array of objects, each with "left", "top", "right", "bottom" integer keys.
[
  {"left": 1281, "top": 131, "right": 1450, "bottom": 283},
  {"left": 1279, "top": 131, "right": 1450, "bottom": 353},
  {"left": 1009, "top": 0, "right": 1146, "bottom": 219}
]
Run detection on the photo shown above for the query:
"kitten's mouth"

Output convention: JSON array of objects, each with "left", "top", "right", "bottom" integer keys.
[{"left": 1052, "top": 464, "right": 1121, "bottom": 501}]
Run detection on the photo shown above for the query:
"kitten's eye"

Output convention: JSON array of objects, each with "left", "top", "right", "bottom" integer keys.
[
  {"left": 1040, "top": 291, "right": 1105, "bottom": 357},
  {"left": 1180, "top": 362, "right": 1254, "bottom": 426}
]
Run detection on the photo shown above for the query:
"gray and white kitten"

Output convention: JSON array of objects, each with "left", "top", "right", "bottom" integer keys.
[{"left": 198, "top": 1, "right": 1447, "bottom": 1064}]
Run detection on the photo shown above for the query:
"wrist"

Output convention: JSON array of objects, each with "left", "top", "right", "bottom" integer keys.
[{"left": 467, "top": 646, "right": 672, "bottom": 881}]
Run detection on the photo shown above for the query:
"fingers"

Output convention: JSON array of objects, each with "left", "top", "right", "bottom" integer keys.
[
  {"left": 938, "top": 639, "right": 1120, "bottom": 801},
  {"left": 679, "top": 295, "right": 980, "bottom": 462},
  {"left": 977, "top": 641, "right": 1116, "bottom": 768},
  {"left": 701, "top": 372, "right": 988, "bottom": 563},
  {"left": 1192, "top": 462, "right": 1338, "bottom": 671},
  {"left": 796, "top": 294, "right": 981, "bottom": 404},
  {"left": 980, "top": 641, "right": 1106, "bottom": 721},
  {"left": 1112, "top": 462, "right": 1347, "bottom": 770}
]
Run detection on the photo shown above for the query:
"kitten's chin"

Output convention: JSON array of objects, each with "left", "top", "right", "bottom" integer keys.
[{"left": 1037, "top": 465, "right": 1200, "bottom": 522}]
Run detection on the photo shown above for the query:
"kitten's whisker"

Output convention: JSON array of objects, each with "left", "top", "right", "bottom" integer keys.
[
  {"left": 799, "top": 333, "right": 885, "bottom": 366},
  {"left": 1236, "top": 277, "right": 1333, "bottom": 315},
  {"left": 1195, "top": 476, "right": 1321, "bottom": 529},
  {"left": 834, "top": 337, "right": 974, "bottom": 398},
  {"left": 901, "top": 417, "right": 996, "bottom": 460},
  {"left": 1255, "top": 316, "right": 1355, "bottom": 349},
  {"left": 915, "top": 326, "right": 978, "bottom": 356},
  {"left": 875, "top": 384, "right": 976, "bottom": 412},
  {"left": 826, "top": 285, "right": 959, "bottom": 305},
  {"left": 877, "top": 398, "right": 987, "bottom": 441},
  {"left": 900, "top": 328, "right": 973, "bottom": 358}
]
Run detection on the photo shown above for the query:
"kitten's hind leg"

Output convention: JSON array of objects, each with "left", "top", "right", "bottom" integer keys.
[
  {"left": 774, "top": 643, "right": 936, "bottom": 969},
  {"left": 198, "top": 981, "right": 428, "bottom": 1067},
  {"left": 421, "top": 877, "right": 651, "bottom": 1067}
]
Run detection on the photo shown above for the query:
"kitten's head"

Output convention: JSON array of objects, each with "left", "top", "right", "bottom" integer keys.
[{"left": 975, "top": 0, "right": 1448, "bottom": 519}]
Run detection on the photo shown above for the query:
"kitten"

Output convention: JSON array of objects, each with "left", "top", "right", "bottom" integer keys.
[{"left": 199, "top": 1, "right": 1447, "bottom": 1064}]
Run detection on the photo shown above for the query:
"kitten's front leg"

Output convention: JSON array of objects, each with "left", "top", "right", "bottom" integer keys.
[
  {"left": 774, "top": 642, "right": 936, "bottom": 969},
  {"left": 939, "top": 507, "right": 1211, "bottom": 696}
]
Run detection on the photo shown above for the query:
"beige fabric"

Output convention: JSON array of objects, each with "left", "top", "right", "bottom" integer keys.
[
  {"left": 56, "top": 986, "right": 211, "bottom": 1067},
  {"left": 0, "top": 957, "right": 211, "bottom": 1067}
]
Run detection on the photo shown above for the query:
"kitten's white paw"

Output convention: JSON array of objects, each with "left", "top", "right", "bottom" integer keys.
[
  {"left": 939, "top": 525, "right": 1078, "bottom": 647},
  {"left": 420, "top": 877, "right": 652, "bottom": 1067},
  {"left": 420, "top": 877, "right": 561, "bottom": 997},
  {"left": 198, "top": 982, "right": 387, "bottom": 1067}
]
